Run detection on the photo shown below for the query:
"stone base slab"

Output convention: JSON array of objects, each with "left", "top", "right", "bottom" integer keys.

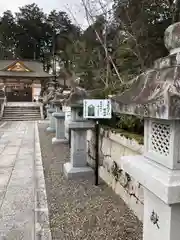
[
  {"left": 63, "top": 162, "right": 94, "bottom": 179},
  {"left": 46, "top": 127, "right": 55, "bottom": 133},
  {"left": 52, "top": 137, "right": 68, "bottom": 144},
  {"left": 119, "top": 155, "right": 180, "bottom": 204}
]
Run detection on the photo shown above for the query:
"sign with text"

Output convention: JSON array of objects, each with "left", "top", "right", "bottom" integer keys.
[
  {"left": 62, "top": 106, "right": 71, "bottom": 112},
  {"left": 83, "top": 99, "right": 112, "bottom": 119}
]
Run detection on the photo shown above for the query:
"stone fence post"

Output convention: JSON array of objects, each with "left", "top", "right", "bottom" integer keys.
[{"left": 64, "top": 106, "right": 71, "bottom": 140}]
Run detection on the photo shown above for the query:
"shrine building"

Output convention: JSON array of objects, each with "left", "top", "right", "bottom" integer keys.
[{"left": 0, "top": 59, "right": 52, "bottom": 102}]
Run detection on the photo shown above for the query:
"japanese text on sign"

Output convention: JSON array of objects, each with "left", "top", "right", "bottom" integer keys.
[
  {"left": 62, "top": 106, "right": 71, "bottom": 112},
  {"left": 83, "top": 99, "right": 112, "bottom": 119}
]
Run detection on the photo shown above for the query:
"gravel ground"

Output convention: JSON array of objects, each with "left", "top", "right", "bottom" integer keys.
[{"left": 38, "top": 123, "right": 143, "bottom": 240}]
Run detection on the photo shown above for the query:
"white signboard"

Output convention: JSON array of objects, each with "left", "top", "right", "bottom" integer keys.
[
  {"left": 83, "top": 99, "right": 112, "bottom": 119},
  {"left": 62, "top": 106, "right": 71, "bottom": 112}
]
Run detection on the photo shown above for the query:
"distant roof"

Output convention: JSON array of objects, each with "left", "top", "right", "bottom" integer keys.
[{"left": 0, "top": 59, "right": 52, "bottom": 78}]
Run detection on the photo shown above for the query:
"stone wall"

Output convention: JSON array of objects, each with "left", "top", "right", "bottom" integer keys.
[{"left": 87, "top": 129, "right": 144, "bottom": 221}]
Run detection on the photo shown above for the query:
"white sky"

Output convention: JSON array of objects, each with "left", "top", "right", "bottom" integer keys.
[{"left": 0, "top": 0, "right": 88, "bottom": 28}]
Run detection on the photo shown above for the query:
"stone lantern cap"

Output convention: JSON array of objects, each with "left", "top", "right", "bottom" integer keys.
[
  {"left": 43, "top": 88, "right": 55, "bottom": 105},
  {"left": 47, "top": 81, "right": 56, "bottom": 91},
  {"left": 52, "top": 112, "right": 65, "bottom": 119},
  {"left": 65, "top": 86, "right": 89, "bottom": 107},
  {"left": 50, "top": 88, "right": 65, "bottom": 106},
  {"left": 111, "top": 22, "right": 180, "bottom": 120}
]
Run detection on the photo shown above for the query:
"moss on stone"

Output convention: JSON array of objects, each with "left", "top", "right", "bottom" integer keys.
[{"left": 101, "top": 125, "right": 144, "bottom": 145}]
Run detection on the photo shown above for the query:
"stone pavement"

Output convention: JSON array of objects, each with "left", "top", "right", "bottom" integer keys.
[{"left": 0, "top": 121, "right": 51, "bottom": 240}]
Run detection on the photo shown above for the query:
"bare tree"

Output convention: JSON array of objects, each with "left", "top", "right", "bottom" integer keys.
[
  {"left": 168, "top": 0, "right": 180, "bottom": 23},
  {"left": 81, "top": 0, "right": 123, "bottom": 86}
]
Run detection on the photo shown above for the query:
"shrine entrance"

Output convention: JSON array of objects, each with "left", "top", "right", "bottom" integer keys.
[
  {"left": 0, "top": 59, "right": 52, "bottom": 102},
  {"left": 5, "top": 84, "right": 32, "bottom": 102}
]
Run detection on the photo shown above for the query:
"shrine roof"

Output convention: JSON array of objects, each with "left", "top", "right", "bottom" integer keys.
[{"left": 0, "top": 59, "right": 52, "bottom": 78}]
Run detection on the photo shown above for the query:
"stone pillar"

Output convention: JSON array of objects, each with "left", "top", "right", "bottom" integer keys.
[
  {"left": 63, "top": 105, "right": 94, "bottom": 179},
  {"left": 46, "top": 107, "right": 56, "bottom": 133},
  {"left": 52, "top": 111, "right": 68, "bottom": 144},
  {"left": 119, "top": 119, "right": 180, "bottom": 240},
  {"left": 64, "top": 106, "right": 71, "bottom": 140},
  {"left": 45, "top": 105, "right": 50, "bottom": 120},
  {"left": 55, "top": 105, "right": 61, "bottom": 112}
]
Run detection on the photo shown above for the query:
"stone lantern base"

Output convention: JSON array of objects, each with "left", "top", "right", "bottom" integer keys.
[
  {"left": 63, "top": 120, "right": 94, "bottom": 179},
  {"left": 118, "top": 155, "right": 180, "bottom": 240},
  {"left": 64, "top": 162, "right": 94, "bottom": 179},
  {"left": 46, "top": 108, "right": 56, "bottom": 133},
  {"left": 52, "top": 138, "right": 68, "bottom": 144},
  {"left": 52, "top": 111, "right": 68, "bottom": 144}
]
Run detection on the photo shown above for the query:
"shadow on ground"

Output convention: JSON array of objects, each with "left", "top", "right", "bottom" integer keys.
[{"left": 38, "top": 123, "right": 143, "bottom": 240}]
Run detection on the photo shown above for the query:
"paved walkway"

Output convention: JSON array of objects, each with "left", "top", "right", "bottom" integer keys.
[{"left": 0, "top": 121, "right": 51, "bottom": 240}]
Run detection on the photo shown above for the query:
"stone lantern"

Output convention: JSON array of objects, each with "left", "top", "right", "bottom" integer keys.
[
  {"left": 51, "top": 88, "right": 68, "bottom": 144},
  {"left": 61, "top": 90, "right": 72, "bottom": 140},
  {"left": 63, "top": 87, "right": 94, "bottom": 179},
  {"left": 111, "top": 22, "right": 180, "bottom": 240},
  {"left": 46, "top": 107, "right": 56, "bottom": 133},
  {"left": 43, "top": 81, "right": 56, "bottom": 132}
]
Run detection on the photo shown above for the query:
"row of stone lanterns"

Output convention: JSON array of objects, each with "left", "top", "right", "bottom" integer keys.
[
  {"left": 43, "top": 83, "right": 94, "bottom": 179},
  {"left": 41, "top": 20, "right": 180, "bottom": 240}
]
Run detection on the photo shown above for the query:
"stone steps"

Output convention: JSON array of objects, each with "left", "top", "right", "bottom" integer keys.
[
  {"left": 2, "top": 106, "right": 42, "bottom": 121},
  {"left": 5, "top": 109, "right": 40, "bottom": 111},
  {"left": 3, "top": 119, "right": 41, "bottom": 121},
  {"left": 4, "top": 113, "right": 40, "bottom": 116},
  {"left": 5, "top": 109, "right": 40, "bottom": 112}
]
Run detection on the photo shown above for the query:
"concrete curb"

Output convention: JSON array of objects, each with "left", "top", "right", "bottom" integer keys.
[{"left": 34, "top": 122, "right": 52, "bottom": 240}]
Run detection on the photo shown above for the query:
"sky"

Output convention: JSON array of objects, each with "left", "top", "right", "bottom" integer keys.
[{"left": 0, "top": 0, "right": 88, "bottom": 28}]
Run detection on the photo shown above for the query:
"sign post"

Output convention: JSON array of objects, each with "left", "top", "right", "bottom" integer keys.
[
  {"left": 95, "top": 120, "right": 100, "bottom": 186},
  {"left": 83, "top": 99, "right": 112, "bottom": 185}
]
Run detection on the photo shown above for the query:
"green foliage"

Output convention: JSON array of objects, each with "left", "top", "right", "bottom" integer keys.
[
  {"left": 0, "top": 1, "right": 173, "bottom": 138},
  {"left": 0, "top": 3, "right": 79, "bottom": 65},
  {"left": 116, "top": 115, "right": 144, "bottom": 134},
  {"left": 58, "top": 0, "right": 172, "bottom": 94},
  {"left": 100, "top": 112, "right": 144, "bottom": 138},
  {"left": 0, "top": 2, "right": 172, "bottom": 139},
  {"left": 0, "top": 1, "right": 172, "bottom": 87},
  {"left": 113, "top": 0, "right": 171, "bottom": 69}
]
